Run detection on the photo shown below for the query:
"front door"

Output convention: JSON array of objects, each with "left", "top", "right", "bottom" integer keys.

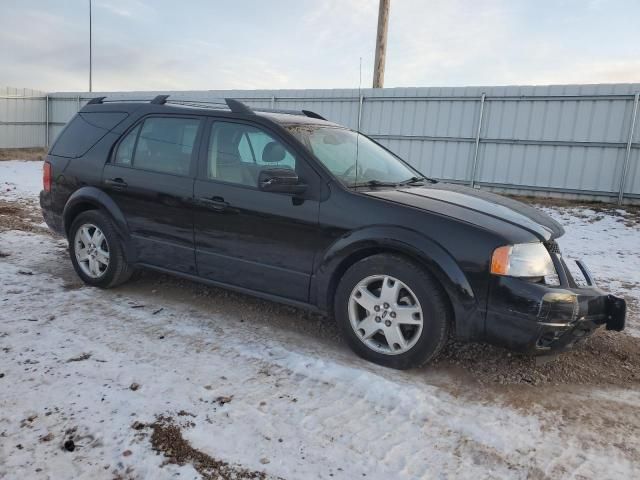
[
  {"left": 193, "top": 119, "right": 323, "bottom": 302},
  {"left": 102, "top": 115, "right": 203, "bottom": 274}
]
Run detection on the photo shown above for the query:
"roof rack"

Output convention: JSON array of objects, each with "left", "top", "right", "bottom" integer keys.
[
  {"left": 83, "top": 95, "right": 327, "bottom": 120},
  {"left": 225, "top": 98, "right": 253, "bottom": 114},
  {"left": 86, "top": 96, "right": 107, "bottom": 105},
  {"left": 301, "top": 110, "right": 326, "bottom": 120},
  {"left": 84, "top": 95, "right": 169, "bottom": 105},
  {"left": 150, "top": 94, "right": 169, "bottom": 105}
]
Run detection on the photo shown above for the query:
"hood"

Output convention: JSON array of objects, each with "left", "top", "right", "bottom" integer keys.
[{"left": 364, "top": 182, "right": 564, "bottom": 241}]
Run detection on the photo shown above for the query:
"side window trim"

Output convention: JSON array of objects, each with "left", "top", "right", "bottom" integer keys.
[
  {"left": 112, "top": 122, "right": 141, "bottom": 166},
  {"left": 130, "top": 123, "right": 143, "bottom": 165},
  {"left": 244, "top": 132, "right": 257, "bottom": 163},
  {"left": 111, "top": 114, "right": 204, "bottom": 178}
]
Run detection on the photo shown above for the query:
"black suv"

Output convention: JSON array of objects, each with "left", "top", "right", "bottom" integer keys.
[{"left": 40, "top": 96, "right": 626, "bottom": 369}]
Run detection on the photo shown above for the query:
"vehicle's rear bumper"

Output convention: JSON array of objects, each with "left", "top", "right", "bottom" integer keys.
[
  {"left": 40, "top": 190, "right": 65, "bottom": 236},
  {"left": 484, "top": 255, "right": 626, "bottom": 354}
]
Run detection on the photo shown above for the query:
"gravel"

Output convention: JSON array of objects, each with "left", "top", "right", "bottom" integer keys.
[{"left": 435, "top": 329, "right": 640, "bottom": 386}]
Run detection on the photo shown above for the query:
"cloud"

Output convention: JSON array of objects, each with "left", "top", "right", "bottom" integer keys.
[
  {"left": 2, "top": 0, "right": 639, "bottom": 92},
  {"left": 384, "top": 0, "right": 512, "bottom": 86},
  {"left": 0, "top": 8, "right": 89, "bottom": 90},
  {"left": 525, "top": 60, "right": 640, "bottom": 86},
  {"left": 93, "top": 0, "right": 155, "bottom": 19}
]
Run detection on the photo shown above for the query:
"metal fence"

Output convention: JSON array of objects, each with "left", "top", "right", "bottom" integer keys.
[
  {"left": 0, "top": 86, "right": 48, "bottom": 148},
  {"left": 2, "top": 84, "right": 640, "bottom": 204}
]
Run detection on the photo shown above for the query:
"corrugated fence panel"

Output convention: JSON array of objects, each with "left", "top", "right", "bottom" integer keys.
[
  {"left": 626, "top": 148, "right": 640, "bottom": 195},
  {"left": 0, "top": 86, "right": 46, "bottom": 148},
  {"left": 3, "top": 84, "right": 640, "bottom": 203}
]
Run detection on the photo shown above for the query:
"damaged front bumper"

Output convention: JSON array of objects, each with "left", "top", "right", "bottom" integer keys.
[{"left": 485, "top": 253, "right": 626, "bottom": 354}]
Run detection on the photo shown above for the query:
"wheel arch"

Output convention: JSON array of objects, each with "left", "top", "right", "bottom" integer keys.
[
  {"left": 314, "top": 226, "right": 480, "bottom": 340},
  {"left": 63, "top": 187, "right": 135, "bottom": 262}
]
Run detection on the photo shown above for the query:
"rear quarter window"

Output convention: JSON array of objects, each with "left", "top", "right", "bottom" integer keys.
[{"left": 50, "top": 112, "right": 128, "bottom": 158}]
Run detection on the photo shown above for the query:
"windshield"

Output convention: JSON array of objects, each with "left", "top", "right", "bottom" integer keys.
[{"left": 286, "top": 125, "right": 424, "bottom": 187}]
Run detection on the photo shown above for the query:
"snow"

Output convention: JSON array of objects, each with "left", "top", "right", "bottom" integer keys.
[
  {"left": 1, "top": 159, "right": 640, "bottom": 478},
  {"left": 542, "top": 206, "right": 640, "bottom": 336},
  {"left": 0, "top": 160, "right": 44, "bottom": 200},
  {"left": 2, "top": 231, "right": 639, "bottom": 479}
]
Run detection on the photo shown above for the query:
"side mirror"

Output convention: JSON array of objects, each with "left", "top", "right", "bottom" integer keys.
[{"left": 258, "top": 168, "right": 307, "bottom": 194}]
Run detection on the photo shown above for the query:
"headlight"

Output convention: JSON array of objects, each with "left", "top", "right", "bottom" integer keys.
[{"left": 491, "top": 242, "right": 559, "bottom": 285}]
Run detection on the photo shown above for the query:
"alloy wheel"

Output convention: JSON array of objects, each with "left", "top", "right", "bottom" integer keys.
[
  {"left": 348, "top": 275, "right": 424, "bottom": 355},
  {"left": 74, "top": 223, "right": 110, "bottom": 278}
]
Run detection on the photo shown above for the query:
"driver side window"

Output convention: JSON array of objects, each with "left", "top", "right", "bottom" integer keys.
[{"left": 207, "top": 121, "right": 296, "bottom": 187}]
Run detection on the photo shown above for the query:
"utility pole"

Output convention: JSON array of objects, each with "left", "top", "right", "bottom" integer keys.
[
  {"left": 372, "top": 0, "right": 390, "bottom": 88},
  {"left": 89, "top": 0, "right": 93, "bottom": 92}
]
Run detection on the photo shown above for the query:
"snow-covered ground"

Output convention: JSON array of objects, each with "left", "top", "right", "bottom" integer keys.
[
  {"left": 1, "top": 160, "right": 640, "bottom": 479},
  {"left": 0, "top": 160, "right": 43, "bottom": 200}
]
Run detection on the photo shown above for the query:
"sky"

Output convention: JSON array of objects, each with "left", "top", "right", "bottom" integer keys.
[{"left": 2, "top": 0, "right": 640, "bottom": 92}]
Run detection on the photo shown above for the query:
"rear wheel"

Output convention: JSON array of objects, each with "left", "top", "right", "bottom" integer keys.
[
  {"left": 334, "top": 254, "right": 450, "bottom": 369},
  {"left": 69, "top": 210, "right": 133, "bottom": 288}
]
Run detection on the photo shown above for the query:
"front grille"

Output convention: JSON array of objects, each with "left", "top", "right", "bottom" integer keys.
[{"left": 544, "top": 240, "right": 561, "bottom": 254}]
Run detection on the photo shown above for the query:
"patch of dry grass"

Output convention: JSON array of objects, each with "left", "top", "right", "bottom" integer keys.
[{"left": 0, "top": 148, "right": 47, "bottom": 161}]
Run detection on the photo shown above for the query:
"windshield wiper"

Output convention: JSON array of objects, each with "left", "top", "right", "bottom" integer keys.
[
  {"left": 349, "top": 179, "right": 399, "bottom": 188},
  {"left": 349, "top": 176, "right": 437, "bottom": 189},
  {"left": 397, "top": 175, "right": 435, "bottom": 186}
]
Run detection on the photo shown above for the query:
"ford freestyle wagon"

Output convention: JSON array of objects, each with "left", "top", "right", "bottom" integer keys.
[{"left": 40, "top": 96, "right": 626, "bottom": 369}]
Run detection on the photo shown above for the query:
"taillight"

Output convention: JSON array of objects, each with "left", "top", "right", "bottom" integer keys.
[{"left": 43, "top": 161, "right": 52, "bottom": 192}]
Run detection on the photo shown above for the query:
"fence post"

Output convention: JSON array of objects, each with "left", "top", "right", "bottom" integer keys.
[
  {"left": 77, "top": 95, "right": 81, "bottom": 112},
  {"left": 270, "top": 95, "right": 275, "bottom": 109},
  {"left": 45, "top": 95, "right": 49, "bottom": 148},
  {"left": 618, "top": 92, "right": 639, "bottom": 205},
  {"left": 469, "top": 93, "right": 486, "bottom": 187},
  {"left": 357, "top": 94, "right": 364, "bottom": 131}
]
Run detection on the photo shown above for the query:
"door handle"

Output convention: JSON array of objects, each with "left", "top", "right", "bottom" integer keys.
[
  {"left": 198, "top": 196, "right": 229, "bottom": 211},
  {"left": 104, "top": 178, "right": 128, "bottom": 189}
]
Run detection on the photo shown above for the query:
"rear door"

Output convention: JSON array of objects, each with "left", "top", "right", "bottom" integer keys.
[{"left": 102, "top": 115, "right": 203, "bottom": 274}]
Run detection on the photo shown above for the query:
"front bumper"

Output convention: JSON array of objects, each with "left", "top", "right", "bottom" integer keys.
[{"left": 485, "top": 253, "right": 626, "bottom": 354}]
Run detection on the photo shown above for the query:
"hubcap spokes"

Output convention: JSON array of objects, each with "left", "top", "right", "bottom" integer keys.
[
  {"left": 348, "top": 275, "right": 423, "bottom": 355},
  {"left": 74, "top": 224, "right": 110, "bottom": 278}
]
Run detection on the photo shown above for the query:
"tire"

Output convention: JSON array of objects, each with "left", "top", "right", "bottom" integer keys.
[
  {"left": 68, "top": 210, "right": 133, "bottom": 288},
  {"left": 334, "top": 254, "right": 450, "bottom": 369}
]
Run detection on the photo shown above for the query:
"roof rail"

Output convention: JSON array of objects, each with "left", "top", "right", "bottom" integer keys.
[
  {"left": 150, "top": 94, "right": 169, "bottom": 105},
  {"left": 224, "top": 98, "right": 327, "bottom": 120},
  {"left": 84, "top": 95, "right": 328, "bottom": 121},
  {"left": 225, "top": 98, "right": 254, "bottom": 115},
  {"left": 85, "top": 95, "right": 168, "bottom": 105},
  {"left": 86, "top": 96, "right": 106, "bottom": 105},
  {"left": 301, "top": 110, "right": 326, "bottom": 120}
]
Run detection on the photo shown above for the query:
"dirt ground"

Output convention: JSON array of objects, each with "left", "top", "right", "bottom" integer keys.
[
  {"left": 0, "top": 199, "right": 48, "bottom": 233},
  {"left": 148, "top": 416, "right": 272, "bottom": 480}
]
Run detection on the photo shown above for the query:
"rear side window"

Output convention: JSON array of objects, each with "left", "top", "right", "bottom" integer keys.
[
  {"left": 114, "top": 124, "right": 141, "bottom": 165},
  {"left": 114, "top": 117, "right": 201, "bottom": 175},
  {"left": 51, "top": 112, "right": 128, "bottom": 158}
]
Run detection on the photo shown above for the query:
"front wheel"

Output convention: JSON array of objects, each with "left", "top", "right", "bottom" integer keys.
[
  {"left": 334, "top": 254, "right": 450, "bottom": 369},
  {"left": 69, "top": 210, "right": 133, "bottom": 288}
]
